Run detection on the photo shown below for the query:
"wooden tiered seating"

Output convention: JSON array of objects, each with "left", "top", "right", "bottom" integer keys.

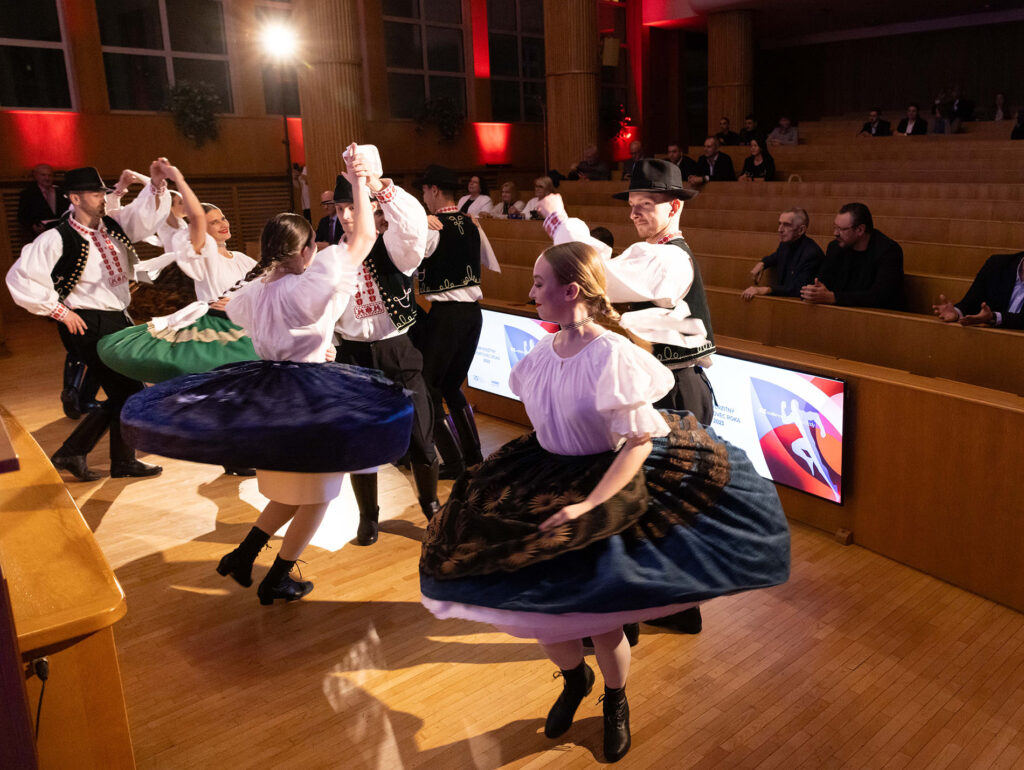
[{"left": 474, "top": 131, "right": 1024, "bottom": 612}]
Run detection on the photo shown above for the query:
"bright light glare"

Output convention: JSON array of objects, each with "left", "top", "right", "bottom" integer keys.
[{"left": 261, "top": 22, "right": 298, "bottom": 60}]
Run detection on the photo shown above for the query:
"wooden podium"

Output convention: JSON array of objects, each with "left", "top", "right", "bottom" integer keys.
[{"left": 0, "top": 407, "right": 134, "bottom": 769}]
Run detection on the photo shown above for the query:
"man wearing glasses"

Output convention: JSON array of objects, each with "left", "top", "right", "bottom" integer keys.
[
  {"left": 800, "top": 202, "right": 905, "bottom": 310},
  {"left": 314, "top": 190, "right": 342, "bottom": 248}
]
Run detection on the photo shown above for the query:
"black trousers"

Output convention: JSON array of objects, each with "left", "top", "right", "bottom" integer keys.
[
  {"left": 56, "top": 309, "right": 144, "bottom": 459},
  {"left": 337, "top": 333, "right": 437, "bottom": 466},
  {"left": 654, "top": 365, "right": 714, "bottom": 426},
  {"left": 412, "top": 301, "right": 483, "bottom": 414}
]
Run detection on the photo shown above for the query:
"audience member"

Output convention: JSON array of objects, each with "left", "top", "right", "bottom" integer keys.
[
  {"left": 897, "top": 104, "right": 928, "bottom": 136},
  {"left": 589, "top": 226, "right": 614, "bottom": 249},
  {"left": 931, "top": 88, "right": 953, "bottom": 134},
  {"left": 568, "top": 144, "right": 611, "bottom": 181},
  {"left": 480, "top": 181, "right": 525, "bottom": 219},
  {"left": 666, "top": 142, "right": 699, "bottom": 179},
  {"left": 738, "top": 114, "right": 766, "bottom": 146},
  {"left": 715, "top": 117, "right": 741, "bottom": 146},
  {"left": 738, "top": 139, "right": 775, "bottom": 182},
  {"left": 950, "top": 88, "right": 975, "bottom": 133},
  {"left": 932, "top": 250, "right": 1024, "bottom": 330},
  {"left": 292, "top": 163, "right": 310, "bottom": 221},
  {"left": 17, "top": 163, "right": 70, "bottom": 240},
  {"left": 623, "top": 140, "right": 645, "bottom": 179},
  {"left": 766, "top": 116, "right": 798, "bottom": 146},
  {"left": 1011, "top": 108, "right": 1024, "bottom": 140},
  {"left": 992, "top": 92, "right": 1007, "bottom": 121},
  {"left": 743, "top": 208, "right": 824, "bottom": 300},
  {"left": 689, "top": 137, "right": 736, "bottom": 186},
  {"left": 858, "top": 109, "right": 892, "bottom": 137},
  {"left": 457, "top": 175, "right": 494, "bottom": 216},
  {"left": 801, "top": 202, "right": 904, "bottom": 310},
  {"left": 522, "top": 176, "right": 555, "bottom": 219},
  {"left": 314, "top": 189, "right": 341, "bottom": 247}
]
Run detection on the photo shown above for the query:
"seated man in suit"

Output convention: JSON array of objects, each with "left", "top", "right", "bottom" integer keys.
[
  {"left": 666, "top": 141, "right": 699, "bottom": 179},
  {"left": 688, "top": 137, "right": 736, "bottom": 187},
  {"left": 801, "top": 202, "right": 905, "bottom": 310},
  {"left": 314, "top": 189, "right": 342, "bottom": 248},
  {"left": 743, "top": 208, "right": 824, "bottom": 300},
  {"left": 738, "top": 114, "right": 766, "bottom": 146},
  {"left": 857, "top": 109, "right": 892, "bottom": 137},
  {"left": 715, "top": 117, "right": 741, "bottom": 146},
  {"left": 897, "top": 104, "right": 928, "bottom": 136},
  {"left": 932, "top": 251, "right": 1024, "bottom": 330}
]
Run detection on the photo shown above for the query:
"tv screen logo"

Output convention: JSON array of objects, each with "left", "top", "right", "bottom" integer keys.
[{"left": 504, "top": 326, "right": 541, "bottom": 367}]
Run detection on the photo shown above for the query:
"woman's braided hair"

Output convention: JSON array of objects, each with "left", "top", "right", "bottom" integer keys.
[
  {"left": 227, "top": 212, "right": 314, "bottom": 293},
  {"left": 539, "top": 241, "right": 652, "bottom": 352}
]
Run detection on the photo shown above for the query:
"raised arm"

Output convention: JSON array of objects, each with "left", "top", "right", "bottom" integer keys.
[
  {"left": 162, "top": 163, "right": 206, "bottom": 253},
  {"left": 536, "top": 193, "right": 613, "bottom": 258},
  {"left": 342, "top": 144, "right": 378, "bottom": 264}
]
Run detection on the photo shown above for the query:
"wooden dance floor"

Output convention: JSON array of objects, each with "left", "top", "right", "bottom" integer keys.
[{"left": 3, "top": 315, "right": 1023, "bottom": 768}]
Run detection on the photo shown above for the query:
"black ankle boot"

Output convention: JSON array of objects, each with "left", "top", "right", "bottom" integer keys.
[
  {"left": 411, "top": 459, "right": 440, "bottom": 522},
  {"left": 350, "top": 473, "right": 380, "bottom": 545},
  {"left": 600, "top": 686, "right": 631, "bottom": 762},
  {"left": 451, "top": 404, "right": 484, "bottom": 467},
  {"left": 216, "top": 527, "right": 270, "bottom": 587},
  {"left": 257, "top": 556, "right": 313, "bottom": 605},
  {"left": 61, "top": 355, "right": 87, "bottom": 420},
  {"left": 544, "top": 661, "right": 595, "bottom": 739},
  {"left": 434, "top": 415, "right": 464, "bottom": 480}
]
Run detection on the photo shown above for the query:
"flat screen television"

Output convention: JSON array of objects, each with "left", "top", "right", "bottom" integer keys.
[
  {"left": 705, "top": 354, "right": 845, "bottom": 504},
  {"left": 467, "top": 309, "right": 846, "bottom": 504}
]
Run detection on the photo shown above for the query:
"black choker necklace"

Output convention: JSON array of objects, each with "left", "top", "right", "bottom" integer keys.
[{"left": 559, "top": 316, "right": 593, "bottom": 331}]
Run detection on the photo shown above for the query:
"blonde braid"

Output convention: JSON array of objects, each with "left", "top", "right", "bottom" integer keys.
[{"left": 591, "top": 293, "right": 653, "bottom": 353}]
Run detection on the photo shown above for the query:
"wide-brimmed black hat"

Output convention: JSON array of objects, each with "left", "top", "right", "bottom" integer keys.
[
  {"left": 413, "top": 164, "right": 460, "bottom": 191},
  {"left": 333, "top": 174, "right": 353, "bottom": 204},
  {"left": 612, "top": 159, "right": 698, "bottom": 201},
  {"left": 63, "top": 167, "right": 114, "bottom": 194}
]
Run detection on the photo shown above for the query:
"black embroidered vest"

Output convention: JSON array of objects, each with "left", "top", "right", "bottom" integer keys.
[
  {"left": 417, "top": 212, "right": 481, "bottom": 296},
  {"left": 615, "top": 237, "right": 717, "bottom": 366},
  {"left": 51, "top": 212, "right": 138, "bottom": 301},
  {"left": 364, "top": 234, "right": 417, "bottom": 331}
]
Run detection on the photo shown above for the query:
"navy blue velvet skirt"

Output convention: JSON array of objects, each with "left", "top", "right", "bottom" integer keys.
[
  {"left": 420, "top": 411, "right": 790, "bottom": 615},
  {"left": 121, "top": 360, "right": 414, "bottom": 472}
]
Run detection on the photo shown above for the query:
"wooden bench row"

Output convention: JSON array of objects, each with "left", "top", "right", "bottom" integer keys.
[
  {"left": 481, "top": 220, "right": 998, "bottom": 280},
  {"left": 556, "top": 179, "right": 1024, "bottom": 204},
  {"left": 566, "top": 204, "right": 1024, "bottom": 250}
]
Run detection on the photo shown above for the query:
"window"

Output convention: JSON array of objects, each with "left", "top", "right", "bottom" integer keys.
[
  {"left": 96, "top": 0, "right": 232, "bottom": 112},
  {"left": 383, "top": 0, "right": 466, "bottom": 120},
  {"left": 487, "top": 0, "right": 544, "bottom": 123},
  {"left": 0, "top": 0, "right": 73, "bottom": 109},
  {"left": 257, "top": 3, "right": 300, "bottom": 116}
]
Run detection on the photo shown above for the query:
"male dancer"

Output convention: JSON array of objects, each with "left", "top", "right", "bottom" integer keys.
[
  {"left": 539, "top": 159, "right": 713, "bottom": 633},
  {"left": 6, "top": 162, "right": 173, "bottom": 481},
  {"left": 332, "top": 155, "right": 440, "bottom": 543},
  {"left": 412, "top": 165, "right": 501, "bottom": 479}
]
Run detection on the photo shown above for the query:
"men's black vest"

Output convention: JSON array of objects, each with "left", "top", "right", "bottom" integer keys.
[
  {"left": 364, "top": 234, "right": 417, "bottom": 331},
  {"left": 417, "top": 212, "right": 481, "bottom": 296},
  {"left": 51, "top": 212, "right": 138, "bottom": 301},
  {"left": 615, "top": 237, "right": 717, "bottom": 366}
]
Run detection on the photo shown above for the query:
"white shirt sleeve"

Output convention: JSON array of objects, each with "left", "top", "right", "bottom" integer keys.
[
  {"left": 279, "top": 245, "right": 359, "bottom": 327},
  {"left": 602, "top": 242, "right": 694, "bottom": 306},
  {"left": 424, "top": 228, "right": 440, "bottom": 258},
  {"left": 478, "top": 225, "right": 501, "bottom": 273},
  {"left": 110, "top": 183, "right": 171, "bottom": 243},
  {"left": 5, "top": 230, "right": 64, "bottom": 317},
  {"left": 542, "top": 211, "right": 613, "bottom": 259},
  {"left": 379, "top": 183, "right": 428, "bottom": 275}
]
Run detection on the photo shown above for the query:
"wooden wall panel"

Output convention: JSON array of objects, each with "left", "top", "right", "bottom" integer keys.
[
  {"left": 755, "top": 21, "right": 1024, "bottom": 122},
  {"left": 707, "top": 10, "right": 753, "bottom": 136},
  {"left": 543, "top": 0, "right": 599, "bottom": 173}
]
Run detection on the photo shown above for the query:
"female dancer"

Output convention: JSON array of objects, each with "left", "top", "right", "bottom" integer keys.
[
  {"left": 207, "top": 151, "right": 381, "bottom": 604},
  {"left": 420, "top": 242, "right": 790, "bottom": 761},
  {"left": 98, "top": 169, "right": 257, "bottom": 385}
]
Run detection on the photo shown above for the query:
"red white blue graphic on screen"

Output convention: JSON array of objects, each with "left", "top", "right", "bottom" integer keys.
[{"left": 706, "top": 356, "right": 845, "bottom": 504}]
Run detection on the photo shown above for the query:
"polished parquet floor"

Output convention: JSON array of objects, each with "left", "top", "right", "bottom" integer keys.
[{"left": 2, "top": 315, "right": 1024, "bottom": 769}]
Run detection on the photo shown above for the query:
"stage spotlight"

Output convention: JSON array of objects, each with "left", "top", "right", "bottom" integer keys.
[{"left": 261, "top": 21, "right": 298, "bottom": 61}]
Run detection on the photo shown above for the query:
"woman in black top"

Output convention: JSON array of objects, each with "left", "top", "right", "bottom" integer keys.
[{"left": 739, "top": 139, "right": 775, "bottom": 182}]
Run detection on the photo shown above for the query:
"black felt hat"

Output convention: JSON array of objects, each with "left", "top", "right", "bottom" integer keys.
[
  {"left": 332, "top": 174, "right": 353, "bottom": 204},
  {"left": 63, "top": 167, "right": 114, "bottom": 194},
  {"left": 413, "top": 164, "right": 460, "bottom": 191},
  {"left": 612, "top": 159, "right": 698, "bottom": 201}
]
